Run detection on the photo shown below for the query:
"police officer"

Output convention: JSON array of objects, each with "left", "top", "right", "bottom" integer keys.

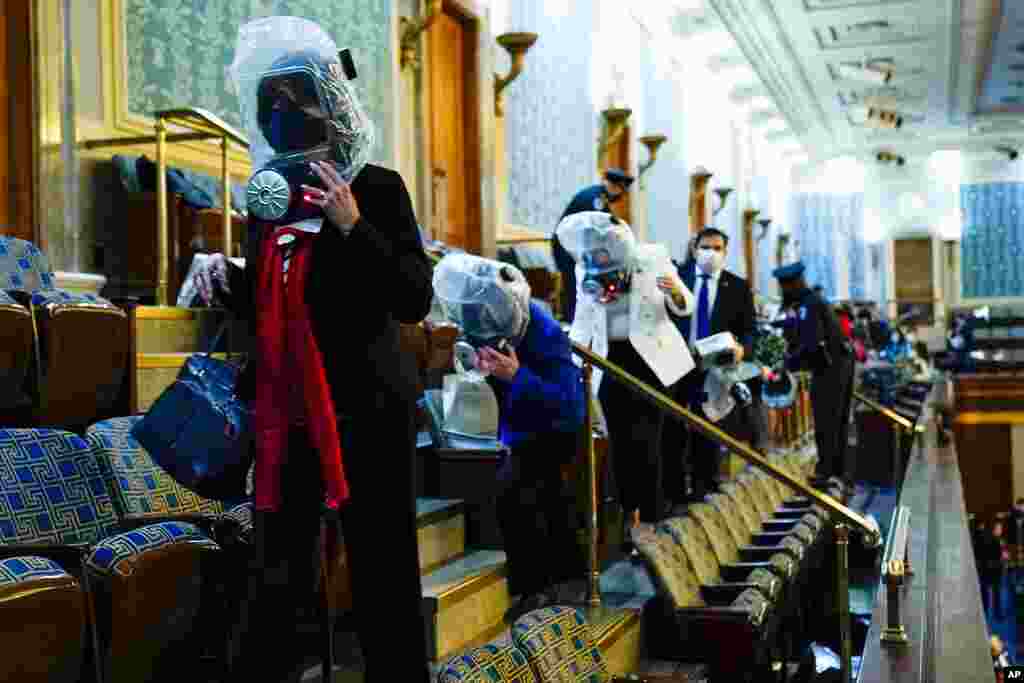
[
  {"left": 551, "top": 168, "right": 635, "bottom": 322},
  {"left": 773, "top": 262, "right": 855, "bottom": 481}
]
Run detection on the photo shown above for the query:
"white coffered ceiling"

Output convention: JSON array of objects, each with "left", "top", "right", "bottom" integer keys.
[{"left": 668, "top": 0, "right": 1024, "bottom": 163}]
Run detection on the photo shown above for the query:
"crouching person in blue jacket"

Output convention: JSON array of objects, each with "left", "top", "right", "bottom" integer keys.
[{"left": 433, "top": 253, "right": 586, "bottom": 622}]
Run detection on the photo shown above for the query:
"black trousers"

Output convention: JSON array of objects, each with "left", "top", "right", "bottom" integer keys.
[
  {"left": 836, "top": 356, "right": 856, "bottom": 479},
  {"left": 661, "top": 381, "right": 690, "bottom": 505},
  {"left": 598, "top": 340, "right": 666, "bottom": 523},
  {"left": 811, "top": 355, "right": 854, "bottom": 480},
  {"left": 233, "top": 411, "right": 429, "bottom": 683},
  {"left": 495, "top": 431, "right": 580, "bottom": 598}
]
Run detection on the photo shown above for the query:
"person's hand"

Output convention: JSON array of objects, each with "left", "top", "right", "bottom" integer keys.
[
  {"left": 194, "top": 253, "right": 230, "bottom": 306},
  {"left": 477, "top": 346, "right": 520, "bottom": 382},
  {"left": 304, "top": 160, "right": 361, "bottom": 233},
  {"left": 656, "top": 274, "right": 687, "bottom": 308},
  {"left": 733, "top": 343, "right": 745, "bottom": 364}
]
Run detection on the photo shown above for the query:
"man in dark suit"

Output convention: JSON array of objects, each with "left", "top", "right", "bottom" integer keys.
[
  {"left": 551, "top": 168, "right": 634, "bottom": 322},
  {"left": 667, "top": 227, "right": 757, "bottom": 502}
]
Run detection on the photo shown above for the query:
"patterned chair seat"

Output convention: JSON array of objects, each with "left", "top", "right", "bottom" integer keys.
[
  {"left": 0, "top": 556, "right": 87, "bottom": 683},
  {"left": 0, "top": 427, "right": 221, "bottom": 683},
  {"left": 438, "top": 640, "right": 538, "bottom": 682},
  {"left": 511, "top": 606, "right": 610, "bottom": 683}
]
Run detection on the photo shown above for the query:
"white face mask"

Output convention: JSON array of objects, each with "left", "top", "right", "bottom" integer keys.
[{"left": 696, "top": 247, "right": 724, "bottom": 274}]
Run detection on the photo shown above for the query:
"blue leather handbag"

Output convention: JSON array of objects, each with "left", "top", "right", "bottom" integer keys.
[{"left": 131, "top": 321, "right": 252, "bottom": 500}]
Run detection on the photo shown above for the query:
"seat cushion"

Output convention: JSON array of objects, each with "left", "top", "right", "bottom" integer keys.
[
  {"left": 438, "top": 640, "right": 537, "bottom": 682},
  {"left": 0, "top": 556, "right": 69, "bottom": 586},
  {"left": 85, "top": 521, "right": 218, "bottom": 577},
  {"left": 29, "top": 289, "right": 120, "bottom": 311},
  {"left": 87, "top": 417, "right": 224, "bottom": 520},
  {"left": 0, "top": 428, "right": 118, "bottom": 545},
  {"left": 511, "top": 605, "right": 610, "bottom": 683}
]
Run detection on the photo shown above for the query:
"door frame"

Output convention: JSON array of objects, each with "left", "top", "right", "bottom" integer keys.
[
  {"left": 3, "top": 1, "right": 35, "bottom": 243},
  {"left": 422, "top": 0, "right": 489, "bottom": 255}
]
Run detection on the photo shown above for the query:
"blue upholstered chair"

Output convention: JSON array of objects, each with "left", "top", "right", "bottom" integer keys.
[
  {"left": 0, "top": 288, "right": 33, "bottom": 422},
  {"left": 0, "top": 236, "right": 130, "bottom": 430},
  {"left": 0, "top": 555, "right": 86, "bottom": 683},
  {"left": 437, "top": 639, "right": 538, "bottom": 683},
  {"left": 0, "top": 427, "right": 221, "bottom": 683}
]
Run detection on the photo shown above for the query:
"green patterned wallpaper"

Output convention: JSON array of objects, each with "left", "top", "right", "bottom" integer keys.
[{"left": 123, "top": 0, "right": 394, "bottom": 165}]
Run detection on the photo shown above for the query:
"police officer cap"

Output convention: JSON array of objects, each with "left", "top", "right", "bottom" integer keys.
[
  {"left": 604, "top": 168, "right": 634, "bottom": 188},
  {"left": 772, "top": 261, "right": 806, "bottom": 282}
]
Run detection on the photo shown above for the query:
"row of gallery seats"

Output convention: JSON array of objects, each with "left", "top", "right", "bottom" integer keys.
[
  {"left": 0, "top": 416, "right": 255, "bottom": 683},
  {"left": 436, "top": 444, "right": 841, "bottom": 683},
  {"left": 0, "top": 236, "right": 130, "bottom": 430}
]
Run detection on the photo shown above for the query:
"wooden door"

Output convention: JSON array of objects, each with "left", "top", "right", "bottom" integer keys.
[
  {"left": 2, "top": 1, "right": 34, "bottom": 242},
  {"left": 601, "top": 125, "right": 631, "bottom": 224},
  {"left": 428, "top": 3, "right": 481, "bottom": 253}
]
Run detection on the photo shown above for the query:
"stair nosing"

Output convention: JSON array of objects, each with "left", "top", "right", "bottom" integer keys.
[
  {"left": 422, "top": 549, "right": 507, "bottom": 608},
  {"left": 416, "top": 498, "right": 465, "bottom": 530}
]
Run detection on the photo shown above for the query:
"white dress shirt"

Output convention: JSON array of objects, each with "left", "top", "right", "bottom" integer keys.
[{"left": 690, "top": 267, "right": 721, "bottom": 348}]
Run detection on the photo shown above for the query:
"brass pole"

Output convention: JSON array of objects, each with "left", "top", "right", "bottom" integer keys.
[
  {"left": 571, "top": 342, "right": 881, "bottom": 545},
  {"left": 221, "top": 137, "right": 232, "bottom": 258},
  {"left": 155, "top": 118, "right": 169, "bottom": 306},
  {"left": 836, "top": 523, "right": 853, "bottom": 683},
  {"left": 583, "top": 360, "right": 602, "bottom": 606},
  {"left": 853, "top": 391, "right": 914, "bottom": 432}
]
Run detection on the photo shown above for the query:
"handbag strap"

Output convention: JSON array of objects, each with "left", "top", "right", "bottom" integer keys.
[{"left": 205, "top": 319, "right": 233, "bottom": 358}]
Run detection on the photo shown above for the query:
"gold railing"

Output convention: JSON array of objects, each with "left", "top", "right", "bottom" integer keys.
[
  {"left": 572, "top": 342, "right": 883, "bottom": 683},
  {"left": 83, "top": 107, "right": 250, "bottom": 305},
  {"left": 854, "top": 391, "right": 924, "bottom": 434}
]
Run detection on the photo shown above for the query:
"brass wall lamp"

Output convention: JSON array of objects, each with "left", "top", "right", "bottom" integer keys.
[
  {"left": 597, "top": 107, "right": 632, "bottom": 166},
  {"left": 494, "top": 32, "right": 538, "bottom": 117},
  {"left": 637, "top": 134, "right": 667, "bottom": 185},
  {"left": 399, "top": 0, "right": 443, "bottom": 70},
  {"left": 712, "top": 187, "right": 733, "bottom": 218},
  {"left": 757, "top": 217, "right": 772, "bottom": 241}
]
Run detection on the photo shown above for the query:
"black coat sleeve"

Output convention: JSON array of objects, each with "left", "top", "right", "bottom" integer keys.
[
  {"left": 736, "top": 279, "right": 756, "bottom": 360},
  {"left": 334, "top": 169, "right": 433, "bottom": 324}
]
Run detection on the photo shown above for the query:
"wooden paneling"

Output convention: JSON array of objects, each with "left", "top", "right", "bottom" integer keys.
[
  {"left": 601, "top": 125, "right": 632, "bottom": 224},
  {"left": 893, "top": 238, "right": 933, "bottom": 303},
  {"left": 428, "top": 2, "right": 481, "bottom": 253},
  {"left": 4, "top": 1, "right": 34, "bottom": 242}
]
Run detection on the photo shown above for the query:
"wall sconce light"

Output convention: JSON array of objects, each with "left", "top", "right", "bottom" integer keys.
[
  {"left": 776, "top": 232, "right": 791, "bottom": 267},
  {"left": 494, "top": 32, "right": 538, "bottom": 117},
  {"left": 757, "top": 217, "right": 772, "bottom": 241},
  {"left": 637, "top": 134, "right": 667, "bottom": 183},
  {"left": 399, "top": 0, "right": 443, "bottom": 70},
  {"left": 598, "top": 107, "right": 632, "bottom": 163},
  {"left": 712, "top": 187, "right": 733, "bottom": 217}
]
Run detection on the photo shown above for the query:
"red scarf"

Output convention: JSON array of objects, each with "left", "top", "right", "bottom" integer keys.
[{"left": 252, "top": 225, "right": 350, "bottom": 512}]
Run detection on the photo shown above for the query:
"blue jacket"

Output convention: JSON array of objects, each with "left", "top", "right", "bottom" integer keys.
[{"left": 489, "top": 302, "right": 585, "bottom": 450}]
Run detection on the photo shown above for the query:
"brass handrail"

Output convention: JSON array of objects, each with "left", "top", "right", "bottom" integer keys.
[
  {"left": 854, "top": 391, "right": 921, "bottom": 433},
  {"left": 571, "top": 341, "right": 881, "bottom": 547},
  {"left": 80, "top": 106, "right": 251, "bottom": 305}
]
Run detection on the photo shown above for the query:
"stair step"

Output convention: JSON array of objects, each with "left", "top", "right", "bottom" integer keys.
[
  {"left": 416, "top": 498, "right": 466, "bottom": 573},
  {"left": 421, "top": 549, "right": 509, "bottom": 662}
]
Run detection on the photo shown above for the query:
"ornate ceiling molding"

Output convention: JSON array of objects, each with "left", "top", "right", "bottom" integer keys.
[{"left": 709, "top": 0, "right": 835, "bottom": 149}]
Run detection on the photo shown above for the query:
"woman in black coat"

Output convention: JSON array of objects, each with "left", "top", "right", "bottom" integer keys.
[{"left": 195, "top": 19, "right": 432, "bottom": 682}]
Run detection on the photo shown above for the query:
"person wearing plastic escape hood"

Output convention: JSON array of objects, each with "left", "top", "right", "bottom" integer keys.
[
  {"left": 191, "top": 16, "right": 431, "bottom": 683},
  {"left": 556, "top": 211, "right": 697, "bottom": 537},
  {"left": 433, "top": 253, "right": 586, "bottom": 623}
]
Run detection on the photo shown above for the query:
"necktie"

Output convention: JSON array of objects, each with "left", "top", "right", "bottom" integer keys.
[{"left": 697, "top": 274, "right": 711, "bottom": 340}]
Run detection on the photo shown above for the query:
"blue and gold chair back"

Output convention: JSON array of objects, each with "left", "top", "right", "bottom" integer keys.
[
  {"left": 511, "top": 605, "right": 610, "bottom": 683},
  {"left": 438, "top": 640, "right": 538, "bottom": 683},
  {"left": 0, "top": 428, "right": 119, "bottom": 545},
  {"left": 86, "top": 416, "right": 225, "bottom": 521},
  {"left": 0, "top": 236, "right": 53, "bottom": 292}
]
